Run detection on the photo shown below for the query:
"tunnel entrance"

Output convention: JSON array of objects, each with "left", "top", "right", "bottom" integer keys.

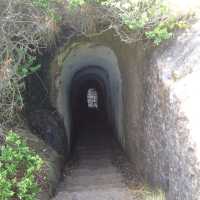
[
  {"left": 57, "top": 45, "right": 123, "bottom": 150},
  {"left": 70, "top": 66, "right": 112, "bottom": 150},
  {"left": 51, "top": 45, "right": 146, "bottom": 199}
]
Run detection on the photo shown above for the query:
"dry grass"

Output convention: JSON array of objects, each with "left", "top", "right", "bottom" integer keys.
[
  {"left": 142, "top": 188, "right": 166, "bottom": 200},
  {"left": 128, "top": 184, "right": 166, "bottom": 200}
]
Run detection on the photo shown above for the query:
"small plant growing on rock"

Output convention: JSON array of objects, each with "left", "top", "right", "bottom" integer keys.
[{"left": 143, "top": 187, "right": 166, "bottom": 200}]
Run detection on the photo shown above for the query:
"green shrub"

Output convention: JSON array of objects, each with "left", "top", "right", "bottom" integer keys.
[
  {"left": 32, "top": 0, "right": 50, "bottom": 10},
  {"left": 0, "top": 131, "right": 46, "bottom": 200},
  {"left": 69, "top": 0, "right": 86, "bottom": 8},
  {"left": 145, "top": 26, "right": 173, "bottom": 45},
  {"left": 102, "top": 0, "right": 188, "bottom": 45}
]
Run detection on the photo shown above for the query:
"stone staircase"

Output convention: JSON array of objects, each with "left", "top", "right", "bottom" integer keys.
[{"left": 52, "top": 127, "right": 138, "bottom": 200}]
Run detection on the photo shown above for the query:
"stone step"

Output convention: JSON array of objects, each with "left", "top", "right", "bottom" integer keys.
[
  {"left": 77, "top": 151, "right": 112, "bottom": 156},
  {"left": 79, "top": 157, "right": 112, "bottom": 164},
  {"left": 58, "top": 182, "right": 126, "bottom": 193},
  {"left": 75, "top": 147, "right": 112, "bottom": 152},
  {"left": 53, "top": 187, "right": 133, "bottom": 200},
  {"left": 64, "top": 166, "right": 118, "bottom": 176},
  {"left": 62, "top": 173, "right": 124, "bottom": 187}
]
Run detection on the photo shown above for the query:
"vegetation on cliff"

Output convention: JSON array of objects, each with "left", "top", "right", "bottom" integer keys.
[{"left": 0, "top": 131, "right": 46, "bottom": 200}]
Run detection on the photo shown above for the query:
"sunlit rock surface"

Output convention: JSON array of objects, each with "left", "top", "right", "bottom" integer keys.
[
  {"left": 167, "top": 0, "right": 200, "bottom": 15},
  {"left": 144, "top": 21, "right": 200, "bottom": 199}
]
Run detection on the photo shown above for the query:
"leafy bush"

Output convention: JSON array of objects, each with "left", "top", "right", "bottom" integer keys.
[
  {"left": 145, "top": 26, "right": 173, "bottom": 45},
  {"left": 0, "top": 131, "right": 46, "bottom": 200},
  {"left": 69, "top": 0, "right": 86, "bottom": 8},
  {"left": 32, "top": 0, "right": 50, "bottom": 10}
]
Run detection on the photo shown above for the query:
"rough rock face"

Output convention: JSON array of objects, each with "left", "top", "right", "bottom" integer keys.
[
  {"left": 143, "top": 21, "right": 200, "bottom": 199},
  {"left": 13, "top": 127, "right": 64, "bottom": 200},
  {"left": 28, "top": 109, "right": 68, "bottom": 155},
  {"left": 0, "top": 128, "right": 5, "bottom": 146}
]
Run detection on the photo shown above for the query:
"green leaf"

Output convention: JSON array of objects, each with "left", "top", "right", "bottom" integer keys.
[{"left": 29, "top": 64, "right": 41, "bottom": 73}]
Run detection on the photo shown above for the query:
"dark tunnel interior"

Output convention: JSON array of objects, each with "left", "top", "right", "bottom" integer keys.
[{"left": 70, "top": 66, "right": 113, "bottom": 151}]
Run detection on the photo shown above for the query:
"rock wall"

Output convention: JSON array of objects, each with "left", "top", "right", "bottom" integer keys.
[
  {"left": 143, "top": 21, "right": 200, "bottom": 199},
  {"left": 16, "top": 127, "right": 64, "bottom": 200}
]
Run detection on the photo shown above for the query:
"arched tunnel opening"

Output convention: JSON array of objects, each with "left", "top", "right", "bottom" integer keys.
[{"left": 59, "top": 46, "right": 124, "bottom": 153}]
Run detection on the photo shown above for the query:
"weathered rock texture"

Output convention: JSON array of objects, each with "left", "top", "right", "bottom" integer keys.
[
  {"left": 16, "top": 127, "right": 64, "bottom": 200},
  {"left": 46, "top": 20, "right": 200, "bottom": 200},
  {"left": 28, "top": 109, "right": 68, "bottom": 155},
  {"left": 143, "top": 21, "right": 200, "bottom": 199}
]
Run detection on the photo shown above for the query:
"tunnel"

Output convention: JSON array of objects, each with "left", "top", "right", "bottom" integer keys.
[
  {"left": 55, "top": 45, "right": 124, "bottom": 153},
  {"left": 70, "top": 66, "right": 113, "bottom": 150}
]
